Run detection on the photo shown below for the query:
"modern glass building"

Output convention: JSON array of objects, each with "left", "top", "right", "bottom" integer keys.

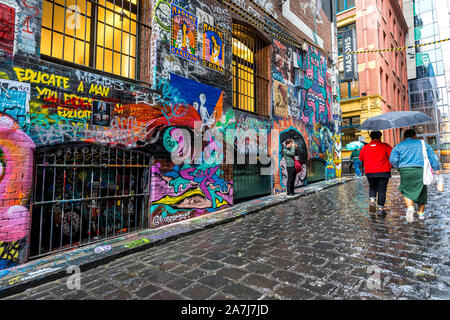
[{"left": 405, "top": 0, "right": 450, "bottom": 169}]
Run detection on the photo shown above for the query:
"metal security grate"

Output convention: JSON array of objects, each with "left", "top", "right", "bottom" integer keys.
[{"left": 30, "top": 143, "right": 152, "bottom": 259}]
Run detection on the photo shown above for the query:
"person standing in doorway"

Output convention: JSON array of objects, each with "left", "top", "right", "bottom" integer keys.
[
  {"left": 359, "top": 131, "right": 393, "bottom": 216},
  {"left": 282, "top": 139, "right": 297, "bottom": 196},
  {"left": 350, "top": 146, "right": 362, "bottom": 177},
  {"left": 389, "top": 129, "right": 441, "bottom": 222}
]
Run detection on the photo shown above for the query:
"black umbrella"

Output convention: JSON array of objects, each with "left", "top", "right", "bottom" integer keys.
[{"left": 359, "top": 111, "right": 433, "bottom": 131}]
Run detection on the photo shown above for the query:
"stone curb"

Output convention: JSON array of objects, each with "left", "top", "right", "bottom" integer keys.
[{"left": 0, "top": 177, "right": 353, "bottom": 298}]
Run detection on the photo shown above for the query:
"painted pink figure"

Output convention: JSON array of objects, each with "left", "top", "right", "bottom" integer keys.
[{"left": 0, "top": 116, "right": 35, "bottom": 243}]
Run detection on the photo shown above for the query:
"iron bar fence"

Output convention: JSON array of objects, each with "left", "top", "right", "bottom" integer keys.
[{"left": 29, "top": 143, "right": 152, "bottom": 259}]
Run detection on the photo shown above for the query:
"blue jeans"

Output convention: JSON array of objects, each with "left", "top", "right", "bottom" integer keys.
[{"left": 353, "top": 159, "right": 362, "bottom": 176}]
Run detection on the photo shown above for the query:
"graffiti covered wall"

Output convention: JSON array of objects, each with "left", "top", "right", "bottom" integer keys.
[
  {"left": 272, "top": 42, "right": 341, "bottom": 194},
  {"left": 0, "top": 0, "right": 340, "bottom": 270}
]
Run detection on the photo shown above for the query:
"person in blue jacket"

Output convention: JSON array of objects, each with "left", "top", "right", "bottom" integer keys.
[{"left": 389, "top": 129, "right": 441, "bottom": 222}]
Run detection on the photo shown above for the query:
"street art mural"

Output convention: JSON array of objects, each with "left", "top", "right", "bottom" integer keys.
[
  {"left": 0, "top": 79, "right": 30, "bottom": 127},
  {"left": 170, "top": 3, "right": 198, "bottom": 62},
  {"left": 0, "top": 0, "right": 41, "bottom": 60},
  {"left": 273, "top": 80, "right": 288, "bottom": 118},
  {"left": 0, "top": 0, "right": 340, "bottom": 271},
  {"left": 0, "top": 116, "right": 35, "bottom": 269},
  {"left": 0, "top": 3, "right": 15, "bottom": 59},
  {"left": 273, "top": 39, "right": 293, "bottom": 85},
  {"left": 149, "top": 74, "right": 233, "bottom": 227},
  {"left": 272, "top": 42, "right": 340, "bottom": 194},
  {"left": 202, "top": 23, "right": 224, "bottom": 73}
]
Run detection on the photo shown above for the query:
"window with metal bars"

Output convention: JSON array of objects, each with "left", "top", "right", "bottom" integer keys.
[
  {"left": 29, "top": 143, "right": 152, "bottom": 259},
  {"left": 40, "top": 0, "right": 139, "bottom": 79},
  {"left": 232, "top": 22, "right": 270, "bottom": 116}
]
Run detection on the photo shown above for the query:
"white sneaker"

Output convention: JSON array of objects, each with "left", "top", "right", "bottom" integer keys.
[
  {"left": 406, "top": 206, "right": 414, "bottom": 223},
  {"left": 369, "top": 199, "right": 376, "bottom": 212}
]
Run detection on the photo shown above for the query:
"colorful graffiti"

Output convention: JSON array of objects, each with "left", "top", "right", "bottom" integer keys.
[
  {"left": 0, "top": 116, "right": 35, "bottom": 269},
  {"left": 170, "top": 4, "right": 198, "bottom": 62},
  {"left": 0, "top": 0, "right": 340, "bottom": 271},
  {"left": 150, "top": 159, "right": 233, "bottom": 228},
  {"left": 272, "top": 40, "right": 339, "bottom": 193},
  {"left": 0, "top": 3, "right": 15, "bottom": 59},
  {"left": 273, "top": 80, "right": 288, "bottom": 118},
  {"left": 202, "top": 23, "right": 224, "bottom": 73},
  {"left": 273, "top": 40, "right": 293, "bottom": 85},
  {"left": 301, "top": 45, "right": 331, "bottom": 126}
]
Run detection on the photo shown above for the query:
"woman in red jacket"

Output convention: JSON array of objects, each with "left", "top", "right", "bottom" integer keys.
[{"left": 359, "top": 131, "right": 393, "bottom": 216}]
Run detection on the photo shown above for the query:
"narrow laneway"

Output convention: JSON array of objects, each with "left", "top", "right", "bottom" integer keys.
[{"left": 4, "top": 175, "right": 450, "bottom": 300}]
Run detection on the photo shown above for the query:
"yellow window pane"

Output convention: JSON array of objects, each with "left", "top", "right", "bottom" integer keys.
[
  {"left": 130, "top": 16, "right": 137, "bottom": 35},
  {"left": 128, "top": 57, "right": 136, "bottom": 78},
  {"left": 53, "top": 5, "right": 65, "bottom": 33},
  {"left": 52, "top": 32, "right": 63, "bottom": 60},
  {"left": 66, "top": 12, "right": 89, "bottom": 40},
  {"left": 128, "top": 35, "right": 136, "bottom": 57},
  {"left": 98, "top": 6, "right": 105, "bottom": 23},
  {"left": 96, "top": 48, "right": 113, "bottom": 73},
  {"left": 113, "top": 28, "right": 123, "bottom": 52},
  {"left": 63, "top": 36, "right": 75, "bottom": 62},
  {"left": 97, "top": 24, "right": 113, "bottom": 48},
  {"left": 121, "top": 55, "right": 134, "bottom": 78},
  {"left": 112, "top": 52, "right": 121, "bottom": 75},
  {"left": 40, "top": 28, "right": 52, "bottom": 56},
  {"left": 75, "top": 40, "right": 89, "bottom": 66},
  {"left": 42, "top": 1, "right": 53, "bottom": 29}
]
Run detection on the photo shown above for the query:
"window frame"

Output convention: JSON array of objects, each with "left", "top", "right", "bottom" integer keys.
[
  {"left": 231, "top": 22, "right": 270, "bottom": 116},
  {"left": 336, "top": 0, "right": 355, "bottom": 13},
  {"left": 337, "top": 23, "right": 356, "bottom": 57},
  {"left": 40, "top": 0, "right": 139, "bottom": 80}
]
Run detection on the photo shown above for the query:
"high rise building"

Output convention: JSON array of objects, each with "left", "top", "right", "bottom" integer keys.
[
  {"left": 337, "top": 0, "right": 409, "bottom": 159},
  {"left": 404, "top": 0, "right": 450, "bottom": 169}
]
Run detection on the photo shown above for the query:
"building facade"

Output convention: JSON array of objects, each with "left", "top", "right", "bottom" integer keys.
[
  {"left": 337, "top": 0, "right": 409, "bottom": 158},
  {"left": 403, "top": 0, "right": 450, "bottom": 169},
  {"left": 0, "top": 0, "right": 341, "bottom": 270}
]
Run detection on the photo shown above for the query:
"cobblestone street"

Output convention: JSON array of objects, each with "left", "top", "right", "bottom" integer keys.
[{"left": 3, "top": 175, "right": 450, "bottom": 300}]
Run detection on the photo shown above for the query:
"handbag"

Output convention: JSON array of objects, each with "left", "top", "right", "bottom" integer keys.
[
  {"left": 294, "top": 159, "right": 301, "bottom": 174},
  {"left": 421, "top": 140, "right": 435, "bottom": 186}
]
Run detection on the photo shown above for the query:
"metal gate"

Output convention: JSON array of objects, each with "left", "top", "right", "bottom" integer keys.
[
  {"left": 30, "top": 143, "right": 152, "bottom": 259},
  {"left": 233, "top": 163, "right": 272, "bottom": 203}
]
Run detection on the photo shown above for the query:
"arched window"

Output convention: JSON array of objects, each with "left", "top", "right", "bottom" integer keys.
[{"left": 232, "top": 22, "right": 270, "bottom": 116}]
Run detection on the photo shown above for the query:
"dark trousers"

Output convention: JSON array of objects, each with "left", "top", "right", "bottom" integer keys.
[
  {"left": 287, "top": 166, "right": 296, "bottom": 195},
  {"left": 367, "top": 177, "right": 389, "bottom": 207}
]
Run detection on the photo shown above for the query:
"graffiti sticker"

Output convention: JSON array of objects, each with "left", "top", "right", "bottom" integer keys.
[
  {"left": 202, "top": 23, "right": 224, "bottom": 73},
  {"left": 170, "top": 4, "right": 198, "bottom": 62},
  {"left": 92, "top": 100, "right": 111, "bottom": 127},
  {"left": 0, "top": 4, "right": 15, "bottom": 59},
  {"left": 273, "top": 80, "right": 288, "bottom": 118}
]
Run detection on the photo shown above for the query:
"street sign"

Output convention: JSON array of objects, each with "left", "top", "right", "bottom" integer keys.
[{"left": 343, "top": 29, "right": 358, "bottom": 81}]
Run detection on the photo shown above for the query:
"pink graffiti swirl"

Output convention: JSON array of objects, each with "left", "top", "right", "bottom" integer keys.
[{"left": 0, "top": 116, "right": 35, "bottom": 242}]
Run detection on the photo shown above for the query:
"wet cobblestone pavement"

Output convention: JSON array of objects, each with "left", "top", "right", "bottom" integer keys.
[{"left": 3, "top": 175, "right": 450, "bottom": 300}]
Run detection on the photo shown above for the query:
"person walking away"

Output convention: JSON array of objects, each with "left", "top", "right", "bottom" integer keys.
[
  {"left": 389, "top": 129, "right": 441, "bottom": 222},
  {"left": 282, "top": 139, "right": 297, "bottom": 196},
  {"left": 350, "top": 146, "right": 362, "bottom": 177},
  {"left": 359, "top": 131, "right": 393, "bottom": 216}
]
